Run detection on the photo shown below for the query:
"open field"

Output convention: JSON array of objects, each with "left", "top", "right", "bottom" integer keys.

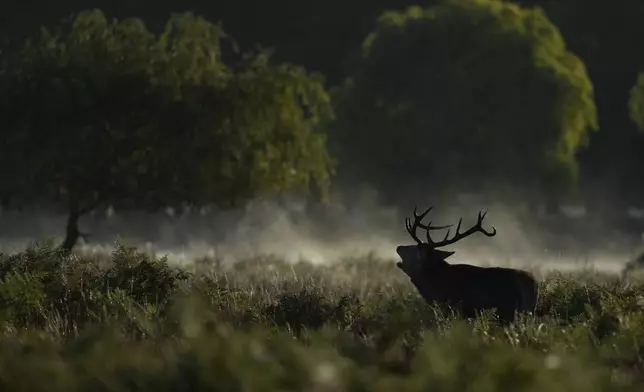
[
  {"left": 3, "top": 0, "right": 644, "bottom": 390},
  {"left": 0, "top": 242, "right": 642, "bottom": 391}
]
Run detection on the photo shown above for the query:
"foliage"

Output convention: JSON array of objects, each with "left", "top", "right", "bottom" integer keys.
[
  {"left": 0, "top": 0, "right": 445, "bottom": 86},
  {"left": 0, "top": 9, "right": 334, "bottom": 249},
  {"left": 0, "top": 244, "right": 641, "bottom": 390},
  {"left": 3, "top": 0, "right": 644, "bottom": 209},
  {"left": 544, "top": 0, "right": 644, "bottom": 202},
  {"left": 328, "top": 0, "right": 597, "bottom": 203}
]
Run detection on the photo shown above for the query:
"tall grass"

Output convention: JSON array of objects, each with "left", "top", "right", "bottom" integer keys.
[{"left": 0, "top": 241, "right": 642, "bottom": 391}]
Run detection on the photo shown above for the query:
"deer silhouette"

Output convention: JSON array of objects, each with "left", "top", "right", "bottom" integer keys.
[{"left": 396, "top": 206, "right": 539, "bottom": 323}]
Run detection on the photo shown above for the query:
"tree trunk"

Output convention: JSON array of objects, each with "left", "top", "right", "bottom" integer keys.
[{"left": 60, "top": 210, "right": 81, "bottom": 254}]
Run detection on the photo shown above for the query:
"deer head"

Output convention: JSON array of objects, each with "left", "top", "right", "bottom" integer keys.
[{"left": 396, "top": 206, "right": 497, "bottom": 276}]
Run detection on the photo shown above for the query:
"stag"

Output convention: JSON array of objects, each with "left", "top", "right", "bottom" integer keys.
[{"left": 395, "top": 206, "right": 539, "bottom": 323}]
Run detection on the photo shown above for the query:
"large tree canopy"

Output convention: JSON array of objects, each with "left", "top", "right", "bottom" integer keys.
[
  {"left": 328, "top": 0, "right": 597, "bottom": 205},
  {"left": 0, "top": 9, "right": 334, "bottom": 251}
]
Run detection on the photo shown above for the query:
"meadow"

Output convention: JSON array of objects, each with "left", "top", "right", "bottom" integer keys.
[{"left": 0, "top": 241, "right": 643, "bottom": 391}]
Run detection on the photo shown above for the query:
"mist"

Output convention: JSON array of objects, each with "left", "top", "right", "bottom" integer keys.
[{"left": 1, "top": 187, "right": 642, "bottom": 276}]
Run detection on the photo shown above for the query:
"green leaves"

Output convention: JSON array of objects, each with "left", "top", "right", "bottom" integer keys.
[
  {"left": 329, "top": 0, "right": 597, "bottom": 201},
  {"left": 0, "top": 9, "right": 334, "bottom": 234}
]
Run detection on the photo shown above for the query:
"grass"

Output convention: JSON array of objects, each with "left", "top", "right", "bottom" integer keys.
[{"left": 0, "top": 241, "right": 643, "bottom": 391}]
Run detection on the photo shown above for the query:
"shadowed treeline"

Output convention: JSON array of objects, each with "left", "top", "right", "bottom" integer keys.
[
  {"left": 1, "top": 2, "right": 578, "bottom": 102},
  {"left": 1, "top": 0, "right": 644, "bottom": 254},
  {"left": 2, "top": 0, "right": 446, "bottom": 83}
]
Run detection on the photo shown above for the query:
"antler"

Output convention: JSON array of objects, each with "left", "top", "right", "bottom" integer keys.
[
  {"left": 405, "top": 206, "right": 497, "bottom": 247},
  {"left": 405, "top": 205, "right": 452, "bottom": 244}
]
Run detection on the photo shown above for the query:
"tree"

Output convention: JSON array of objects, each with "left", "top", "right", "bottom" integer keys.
[
  {"left": 328, "top": 0, "right": 597, "bottom": 207},
  {"left": 544, "top": 0, "right": 644, "bottom": 204},
  {"left": 0, "top": 10, "right": 334, "bottom": 252},
  {"left": 0, "top": 0, "right": 444, "bottom": 87}
]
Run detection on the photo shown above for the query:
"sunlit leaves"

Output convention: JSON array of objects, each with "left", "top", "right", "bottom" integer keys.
[{"left": 329, "top": 0, "right": 597, "bottom": 201}]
